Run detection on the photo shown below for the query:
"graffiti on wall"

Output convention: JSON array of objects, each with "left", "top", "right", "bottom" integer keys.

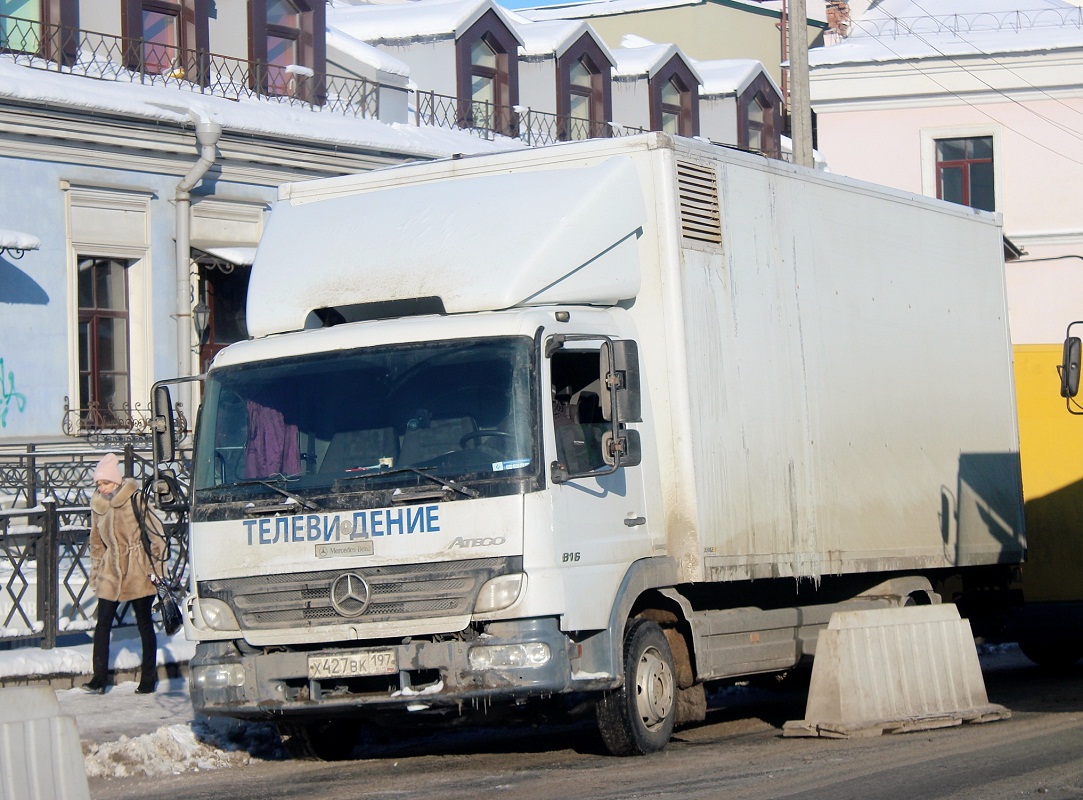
[{"left": 1, "top": 358, "right": 27, "bottom": 427}]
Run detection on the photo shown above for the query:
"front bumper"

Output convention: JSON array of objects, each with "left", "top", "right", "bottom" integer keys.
[{"left": 191, "top": 617, "right": 584, "bottom": 719}]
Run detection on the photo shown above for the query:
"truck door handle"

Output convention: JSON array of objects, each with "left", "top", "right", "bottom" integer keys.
[{"left": 624, "top": 516, "right": 647, "bottom": 527}]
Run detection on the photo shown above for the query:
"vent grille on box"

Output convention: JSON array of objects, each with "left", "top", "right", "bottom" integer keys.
[{"left": 677, "top": 159, "right": 722, "bottom": 246}]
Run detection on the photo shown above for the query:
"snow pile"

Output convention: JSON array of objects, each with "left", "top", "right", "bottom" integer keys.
[{"left": 83, "top": 718, "right": 284, "bottom": 778}]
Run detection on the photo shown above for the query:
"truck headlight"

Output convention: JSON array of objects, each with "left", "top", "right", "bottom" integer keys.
[
  {"left": 468, "top": 641, "right": 551, "bottom": 670},
  {"left": 193, "top": 663, "right": 246, "bottom": 689},
  {"left": 474, "top": 573, "right": 525, "bottom": 614},
  {"left": 194, "top": 598, "right": 240, "bottom": 631}
]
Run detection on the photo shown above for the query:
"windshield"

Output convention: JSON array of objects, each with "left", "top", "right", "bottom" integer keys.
[{"left": 193, "top": 336, "right": 538, "bottom": 503}]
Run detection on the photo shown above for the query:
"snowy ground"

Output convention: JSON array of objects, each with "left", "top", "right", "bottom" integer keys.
[{"left": 0, "top": 625, "right": 1036, "bottom": 782}]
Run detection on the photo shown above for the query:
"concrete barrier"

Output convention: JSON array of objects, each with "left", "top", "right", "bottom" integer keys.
[
  {"left": 784, "top": 604, "right": 1009, "bottom": 738},
  {"left": 0, "top": 686, "right": 90, "bottom": 800}
]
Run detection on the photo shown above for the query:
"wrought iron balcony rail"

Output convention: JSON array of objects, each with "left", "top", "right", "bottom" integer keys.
[
  {"left": 0, "top": 13, "right": 379, "bottom": 119},
  {"left": 0, "top": 13, "right": 648, "bottom": 145},
  {"left": 61, "top": 396, "right": 188, "bottom": 448},
  {"left": 415, "top": 90, "right": 647, "bottom": 146},
  {"left": 0, "top": 443, "right": 190, "bottom": 649}
]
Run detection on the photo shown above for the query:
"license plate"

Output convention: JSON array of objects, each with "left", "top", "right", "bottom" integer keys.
[{"left": 308, "top": 650, "right": 398, "bottom": 679}]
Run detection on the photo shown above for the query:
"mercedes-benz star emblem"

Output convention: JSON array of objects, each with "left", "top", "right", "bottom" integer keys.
[{"left": 329, "top": 572, "right": 372, "bottom": 618}]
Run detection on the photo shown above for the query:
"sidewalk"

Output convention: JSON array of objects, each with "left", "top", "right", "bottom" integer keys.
[{"left": 0, "top": 630, "right": 283, "bottom": 778}]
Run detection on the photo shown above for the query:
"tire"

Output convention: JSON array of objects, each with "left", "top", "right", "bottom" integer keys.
[
  {"left": 1018, "top": 639, "right": 1083, "bottom": 669},
  {"left": 276, "top": 718, "right": 363, "bottom": 761},
  {"left": 596, "top": 619, "right": 677, "bottom": 756}
]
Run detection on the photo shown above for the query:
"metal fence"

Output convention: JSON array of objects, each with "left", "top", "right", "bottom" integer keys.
[
  {"left": 0, "top": 13, "right": 379, "bottom": 119},
  {"left": 0, "top": 444, "right": 190, "bottom": 650},
  {"left": 415, "top": 90, "right": 647, "bottom": 146}
]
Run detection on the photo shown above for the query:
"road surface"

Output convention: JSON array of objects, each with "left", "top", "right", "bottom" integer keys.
[{"left": 91, "top": 648, "right": 1083, "bottom": 800}]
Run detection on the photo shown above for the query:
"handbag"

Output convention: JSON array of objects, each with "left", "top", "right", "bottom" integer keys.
[
  {"left": 156, "top": 580, "right": 184, "bottom": 637},
  {"left": 132, "top": 489, "right": 184, "bottom": 636}
]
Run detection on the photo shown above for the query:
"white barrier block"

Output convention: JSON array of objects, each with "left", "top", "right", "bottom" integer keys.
[
  {"left": 0, "top": 687, "right": 90, "bottom": 800},
  {"left": 784, "top": 604, "right": 1009, "bottom": 738}
]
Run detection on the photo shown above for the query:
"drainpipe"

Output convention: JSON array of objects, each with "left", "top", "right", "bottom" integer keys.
[{"left": 175, "top": 115, "right": 222, "bottom": 415}]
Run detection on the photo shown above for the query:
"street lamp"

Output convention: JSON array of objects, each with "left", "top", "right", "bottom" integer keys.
[{"left": 193, "top": 300, "right": 210, "bottom": 344}]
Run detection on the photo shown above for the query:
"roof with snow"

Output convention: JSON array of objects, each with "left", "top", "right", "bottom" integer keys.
[
  {"left": 693, "top": 58, "right": 778, "bottom": 96},
  {"left": 325, "top": 26, "right": 412, "bottom": 77},
  {"left": 516, "top": 17, "right": 614, "bottom": 60},
  {"left": 810, "top": 0, "right": 1083, "bottom": 66},
  {"left": 611, "top": 34, "right": 702, "bottom": 80},
  {"left": 0, "top": 57, "right": 516, "bottom": 159},
  {"left": 328, "top": 0, "right": 526, "bottom": 44}
]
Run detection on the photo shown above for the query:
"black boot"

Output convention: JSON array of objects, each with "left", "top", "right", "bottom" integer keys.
[
  {"left": 83, "top": 677, "right": 106, "bottom": 694},
  {"left": 135, "top": 676, "right": 157, "bottom": 694}
]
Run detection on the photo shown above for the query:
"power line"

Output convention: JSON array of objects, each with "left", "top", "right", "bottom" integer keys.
[{"left": 830, "top": 13, "right": 1083, "bottom": 167}]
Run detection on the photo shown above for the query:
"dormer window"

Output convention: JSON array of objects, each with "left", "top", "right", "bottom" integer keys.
[
  {"left": 557, "top": 36, "right": 611, "bottom": 141},
  {"left": 123, "top": 0, "right": 209, "bottom": 79},
  {"left": 649, "top": 57, "right": 698, "bottom": 137},
  {"left": 249, "top": 0, "right": 325, "bottom": 101},
  {"left": 456, "top": 10, "right": 519, "bottom": 136},
  {"left": 737, "top": 74, "right": 781, "bottom": 159}
]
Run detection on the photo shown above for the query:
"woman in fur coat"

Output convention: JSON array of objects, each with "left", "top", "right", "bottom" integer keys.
[{"left": 85, "top": 453, "right": 164, "bottom": 694}]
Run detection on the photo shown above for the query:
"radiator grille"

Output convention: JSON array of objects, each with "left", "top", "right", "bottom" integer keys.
[
  {"left": 677, "top": 159, "right": 722, "bottom": 246},
  {"left": 199, "top": 558, "right": 512, "bottom": 630}
]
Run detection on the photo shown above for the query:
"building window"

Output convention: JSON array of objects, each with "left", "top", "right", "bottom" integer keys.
[
  {"left": 1, "top": 0, "right": 77, "bottom": 64},
  {"left": 737, "top": 74, "right": 782, "bottom": 159},
  {"left": 78, "top": 257, "right": 131, "bottom": 426},
  {"left": 123, "top": 0, "right": 209, "bottom": 80},
  {"left": 456, "top": 10, "right": 519, "bottom": 136},
  {"left": 649, "top": 57, "right": 698, "bottom": 137},
  {"left": 936, "top": 136, "right": 994, "bottom": 211},
  {"left": 249, "top": 0, "right": 325, "bottom": 100},
  {"left": 557, "top": 37, "right": 611, "bottom": 141},
  {"left": 195, "top": 260, "right": 251, "bottom": 374}
]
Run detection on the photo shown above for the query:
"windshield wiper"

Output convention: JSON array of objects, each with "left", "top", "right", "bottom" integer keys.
[
  {"left": 337, "top": 466, "right": 479, "bottom": 499},
  {"left": 226, "top": 476, "right": 321, "bottom": 511}
]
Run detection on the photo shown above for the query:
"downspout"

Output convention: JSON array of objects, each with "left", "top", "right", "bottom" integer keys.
[{"left": 175, "top": 115, "right": 222, "bottom": 414}]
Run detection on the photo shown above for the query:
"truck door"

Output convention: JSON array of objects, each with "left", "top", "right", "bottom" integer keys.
[{"left": 546, "top": 337, "right": 652, "bottom": 632}]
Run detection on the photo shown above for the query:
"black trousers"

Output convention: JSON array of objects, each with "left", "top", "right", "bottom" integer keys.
[{"left": 92, "top": 595, "right": 157, "bottom": 685}]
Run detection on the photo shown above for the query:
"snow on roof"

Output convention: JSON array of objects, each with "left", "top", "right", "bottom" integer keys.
[
  {"left": 0, "top": 57, "right": 518, "bottom": 159},
  {"left": 516, "top": 17, "right": 613, "bottom": 60},
  {"left": 693, "top": 58, "right": 777, "bottom": 96},
  {"left": 811, "top": 0, "right": 1083, "bottom": 66},
  {"left": 328, "top": 0, "right": 525, "bottom": 44},
  {"left": 612, "top": 34, "right": 701, "bottom": 80},
  {"left": 0, "top": 228, "right": 41, "bottom": 251},
  {"left": 325, "top": 26, "right": 411, "bottom": 77}
]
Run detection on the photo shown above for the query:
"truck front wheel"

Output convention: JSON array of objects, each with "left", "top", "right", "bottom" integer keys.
[
  {"left": 276, "top": 718, "right": 362, "bottom": 761},
  {"left": 596, "top": 619, "right": 677, "bottom": 756}
]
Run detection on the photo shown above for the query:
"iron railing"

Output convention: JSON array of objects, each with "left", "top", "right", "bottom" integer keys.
[
  {"left": 0, "top": 12, "right": 657, "bottom": 145},
  {"left": 0, "top": 444, "right": 190, "bottom": 649},
  {"left": 60, "top": 396, "right": 189, "bottom": 449},
  {"left": 414, "top": 90, "right": 647, "bottom": 146},
  {"left": 0, "top": 13, "right": 379, "bottom": 119}
]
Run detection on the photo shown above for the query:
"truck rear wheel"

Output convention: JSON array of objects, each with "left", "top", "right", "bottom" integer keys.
[
  {"left": 596, "top": 619, "right": 677, "bottom": 756},
  {"left": 276, "top": 718, "right": 362, "bottom": 761},
  {"left": 1019, "top": 638, "right": 1083, "bottom": 669}
]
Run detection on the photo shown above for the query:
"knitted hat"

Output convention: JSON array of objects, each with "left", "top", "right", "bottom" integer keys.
[{"left": 93, "top": 453, "right": 123, "bottom": 485}]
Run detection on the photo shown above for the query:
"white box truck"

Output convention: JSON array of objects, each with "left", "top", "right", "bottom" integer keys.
[{"left": 156, "top": 133, "right": 1025, "bottom": 758}]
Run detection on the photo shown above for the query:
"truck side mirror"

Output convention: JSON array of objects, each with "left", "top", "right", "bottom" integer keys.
[
  {"left": 600, "top": 340, "right": 642, "bottom": 423},
  {"left": 1062, "top": 336, "right": 1081, "bottom": 399},
  {"left": 151, "top": 384, "right": 176, "bottom": 464},
  {"left": 602, "top": 428, "right": 642, "bottom": 469}
]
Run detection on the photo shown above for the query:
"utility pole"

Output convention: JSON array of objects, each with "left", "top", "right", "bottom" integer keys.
[{"left": 787, "top": 0, "right": 814, "bottom": 168}]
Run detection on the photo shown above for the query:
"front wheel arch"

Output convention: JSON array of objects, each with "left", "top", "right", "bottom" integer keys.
[{"left": 596, "top": 618, "right": 677, "bottom": 756}]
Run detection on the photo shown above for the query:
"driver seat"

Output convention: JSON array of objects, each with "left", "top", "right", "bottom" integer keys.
[{"left": 398, "top": 416, "right": 477, "bottom": 466}]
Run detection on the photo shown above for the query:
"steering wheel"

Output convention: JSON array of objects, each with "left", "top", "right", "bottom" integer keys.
[{"left": 460, "top": 430, "right": 513, "bottom": 448}]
